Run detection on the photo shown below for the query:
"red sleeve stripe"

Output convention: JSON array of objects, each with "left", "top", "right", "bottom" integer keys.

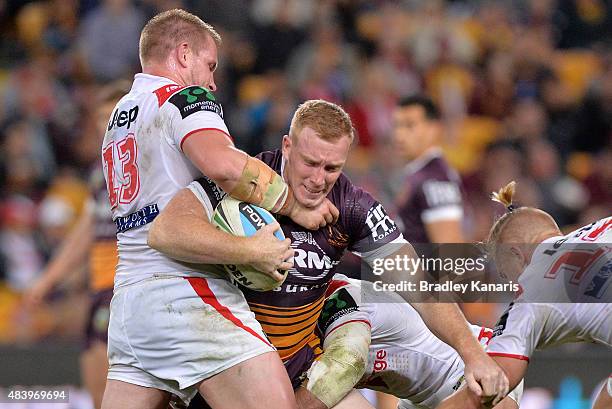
[
  {"left": 179, "top": 128, "right": 233, "bottom": 151},
  {"left": 186, "top": 277, "right": 272, "bottom": 348},
  {"left": 325, "top": 280, "right": 350, "bottom": 297},
  {"left": 487, "top": 352, "right": 530, "bottom": 362},
  {"left": 326, "top": 319, "right": 371, "bottom": 338}
]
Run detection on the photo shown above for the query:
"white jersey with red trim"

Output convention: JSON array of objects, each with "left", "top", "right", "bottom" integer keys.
[
  {"left": 517, "top": 216, "right": 612, "bottom": 303},
  {"left": 102, "top": 73, "right": 230, "bottom": 288},
  {"left": 319, "top": 275, "right": 493, "bottom": 407},
  {"left": 487, "top": 302, "right": 612, "bottom": 362}
]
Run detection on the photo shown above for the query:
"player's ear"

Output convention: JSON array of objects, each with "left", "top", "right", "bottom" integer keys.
[
  {"left": 510, "top": 246, "right": 525, "bottom": 266},
  {"left": 176, "top": 42, "right": 190, "bottom": 68},
  {"left": 282, "top": 134, "right": 291, "bottom": 157}
]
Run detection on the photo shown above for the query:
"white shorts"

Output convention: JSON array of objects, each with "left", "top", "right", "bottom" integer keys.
[{"left": 107, "top": 275, "right": 274, "bottom": 403}]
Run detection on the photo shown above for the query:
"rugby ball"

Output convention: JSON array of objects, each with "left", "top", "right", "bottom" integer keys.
[{"left": 212, "top": 196, "right": 288, "bottom": 291}]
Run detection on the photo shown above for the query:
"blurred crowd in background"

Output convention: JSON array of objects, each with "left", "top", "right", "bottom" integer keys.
[{"left": 0, "top": 0, "right": 609, "bottom": 354}]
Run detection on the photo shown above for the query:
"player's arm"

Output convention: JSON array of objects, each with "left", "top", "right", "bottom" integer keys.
[
  {"left": 425, "top": 219, "right": 464, "bottom": 243},
  {"left": 361, "top": 241, "right": 509, "bottom": 404},
  {"left": 182, "top": 133, "right": 337, "bottom": 229},
  {"left": 436, "top": 359, "right": 526, "bottom": 409},
  {"left": 23, "top": 205, "right": 94, "bottom": 309},
  {"left": 420, "top": 179, "right": 464, "bottom": 243},
  {"left": 148, "top": 186, "right": 292, "bottom": 279}
]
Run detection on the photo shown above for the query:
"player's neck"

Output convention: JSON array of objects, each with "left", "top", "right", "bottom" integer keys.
[
  {"left": 142, "top": 64, "right": 187, "bottom": 87},
  {"left": 522, "top": 229, "right": 562, "bottom": 264}
]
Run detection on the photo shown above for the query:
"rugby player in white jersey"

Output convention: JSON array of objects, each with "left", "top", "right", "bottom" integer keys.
[
  {"left": 294, "top": 274, "right": 522, "bottom": 409},
  {"left": 100, "top": 9, "right": 341, "bottom": 409},
  {"left": 436, "top": 182, "right": 612, "bottom": 409},
  {"left": 148, "top": 99, "right": 512, "bottom": 408}
]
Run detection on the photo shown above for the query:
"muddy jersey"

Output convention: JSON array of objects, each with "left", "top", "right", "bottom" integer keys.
[
  {"left": 101, "top": 73, "right": 230, "bottom": 288},
  {"left": 487, "top": 302, "right": 612, "bottom": 362},
  {"left": 87, "top": 165, "right": 117, "bottom": 291},
  {"left": 517, "top": 216, "right": 612, "bottom": 303},
  {"left": 487, "top": 217, "right": 612, "bottom": 362},
  {"left": 395, "top": 150, "right": 463, "bottom": 244},
  {"left": 318, "top": 275, "right": 491, "bottom": 406},
  {"left": 189, "top": 149, "right": 404, "bottom": 363}
]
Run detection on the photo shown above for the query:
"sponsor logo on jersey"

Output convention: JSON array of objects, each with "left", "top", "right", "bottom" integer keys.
[
  {"left": 492, "top": 302, "right": 514, "bottom": 337},
  {"left": 169, "top": 86, "right": 224, "bottom": 119},
  {"left": 365, "top": 203, "right": 397, "bottom": 242},
  {"left": 584, "top": 258, "right": 612, "bottom": 299},
  {"left": 108, "top": 105, "right": 139, "bottom": 131},
  {"left": 318, "top": 288, "right": 358, "bottom": 333},
  {"left": 114, "top": 203, "right": 159, "bottom": 233},
  {"left": 373, "top": 349, "right": 388, "bottom": 372}
]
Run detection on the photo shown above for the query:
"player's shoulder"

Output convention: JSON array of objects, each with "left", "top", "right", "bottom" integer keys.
[
  {"left": 564, "top": 216, "right": 612, "bottom": 244},
  {"left": 256, "top": 149, "right": 283, "bottom": 173},
  {"left": 160, "top": 85, "right": 223, "bottom": 120},
  {"left": 329, "top": 171, "right": 372, "bottom": 207}
]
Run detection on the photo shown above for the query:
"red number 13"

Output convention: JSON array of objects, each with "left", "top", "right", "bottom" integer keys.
[{"left": 102, "top": 134, "right": 140, "bottom": 208}]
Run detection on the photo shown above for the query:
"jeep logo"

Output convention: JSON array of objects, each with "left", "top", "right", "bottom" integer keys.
[{"left": 108, "top": 106, "right": 139, "bottom": 131}]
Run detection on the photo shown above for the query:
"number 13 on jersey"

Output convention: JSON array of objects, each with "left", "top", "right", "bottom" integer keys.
[{"left": 103, "top": 133, "right": 140, "bottom": 208}]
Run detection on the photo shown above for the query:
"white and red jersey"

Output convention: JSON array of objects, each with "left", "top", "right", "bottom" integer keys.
[
  {"left": 487, "top": 302, "right": 612, "bottom": 362},
  {"left": 517, "top": 216, "right": 612, "bottom": 303},
  {"left": 486, "top": 217, "right": 612, "bottom": 362},
  {"left": 319, "top": 275, "right": 494, "bottom": 407},
  {"left": 101, "top": 74, "right": 230, "bottom": 288}
]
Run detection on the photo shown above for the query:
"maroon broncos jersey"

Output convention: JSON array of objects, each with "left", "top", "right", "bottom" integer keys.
[
  {"left": 194, "top": 149, "right": 401, "bottom": 385},
  {"left": 395, "top": 150, "right": 464, "bottom": 244}
]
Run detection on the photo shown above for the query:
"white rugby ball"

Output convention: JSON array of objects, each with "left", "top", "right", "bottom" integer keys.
[{"left": 212, "top": 196, "right": 288, "bottom": 291}]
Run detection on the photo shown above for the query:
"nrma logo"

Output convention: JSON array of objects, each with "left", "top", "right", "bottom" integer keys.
[{"left": 290, "top": 249, "right": 340, "bottom": 281}]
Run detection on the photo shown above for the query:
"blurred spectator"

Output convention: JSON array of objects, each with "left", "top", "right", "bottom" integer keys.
[
  {"left": 1, "top": 118, "right": 56, "bottom": 194},
  {"left": 573, "top": 64, "right": 612, "bottom": 153},
  {"left": 78, "top": 0, "right": 145, "bottom": 81},
  {"left": 0, "top": 195, "right": 43, "bottom": 292}
]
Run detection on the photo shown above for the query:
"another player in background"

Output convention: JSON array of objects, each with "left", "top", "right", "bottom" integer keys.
[
  {"left": 392, "top": 95, "right": 464, "bottom": 244},
  {"left": 299, "top": 274, "right": 523, "bottom": 409},
  {"left": 23, "top": 81, "right": 129, "bottom": 409},
  {"left": 101, "top": 9, "right": 338, "bottom": 409},
  {"left": 385, "top": 93, "right": 466, "bottom": 408},
  {"left": 436, "top": 182, "right": 611, "bottom": 409},
  {"left": 150, "top": 99, "right": 511, "bottom": 408}
]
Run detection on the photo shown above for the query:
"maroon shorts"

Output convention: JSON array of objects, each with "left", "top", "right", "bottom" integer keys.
[{"left": 84, "top": 288, "right": 113, "bottom": 349}]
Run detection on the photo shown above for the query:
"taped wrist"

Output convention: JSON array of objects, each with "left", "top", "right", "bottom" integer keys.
[
  {"left": 305, "top": 322, "right": 370, "bottom": 408},
  {"left": 230, "top": 156, "right": 289, "bottom": 212}
]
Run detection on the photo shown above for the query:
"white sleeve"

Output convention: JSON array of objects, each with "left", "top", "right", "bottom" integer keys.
[
  {"left": 318, "top": 282, "right": 371, "bottom": 338},
  {"left": 165, "top": 86, "right": 230, "bottom": 150},
  {"left": 187, "top": 181, "right": 214, "bottom": 221},
  {"left": 486, "top": 303, "right": 538, "bottom": 361}
]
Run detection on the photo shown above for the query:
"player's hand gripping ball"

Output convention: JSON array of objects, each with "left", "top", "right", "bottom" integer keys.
[{"left": 212, "top": 196, "right": 288, "bottom": 291}]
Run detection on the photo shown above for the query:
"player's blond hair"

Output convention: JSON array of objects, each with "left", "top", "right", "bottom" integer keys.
[
  {"left": 289, "top": 100, "right": 355, "bottom": 143},
  {"left": 486, "top": 181, "right": 559, "bottom": 263},
  {"left": 139, "top": 9, "right": 221, "bottom": 66}
]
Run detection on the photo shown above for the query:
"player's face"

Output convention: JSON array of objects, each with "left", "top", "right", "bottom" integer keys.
[
  {"left": 190, "top": 35, "right": 218, "bottom": 91},
  {"left": 282, "top": 127, "right": 350, "bottom": 208},
  {"left": 392, "top": 105, "right": 435, "bottom": 160}
]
